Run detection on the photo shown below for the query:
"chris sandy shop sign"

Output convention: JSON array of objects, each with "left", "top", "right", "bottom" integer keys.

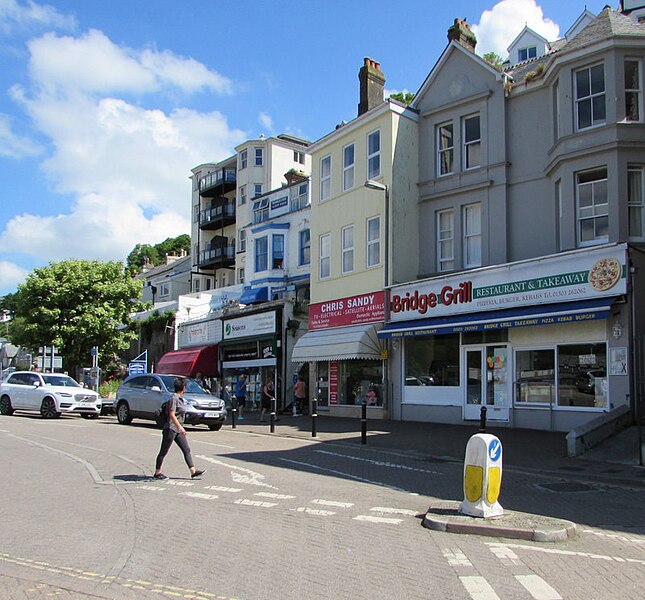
[
  {"left": 223, "top": 311, "right": 277, "bottom": 341},
  {"left": 309, "top": 291, "right": 385, "bottom": 330}
]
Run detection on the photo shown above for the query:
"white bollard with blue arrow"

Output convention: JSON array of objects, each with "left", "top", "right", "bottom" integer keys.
[{"left": 459, "top": 433, "right": 503, "bottom": 518}]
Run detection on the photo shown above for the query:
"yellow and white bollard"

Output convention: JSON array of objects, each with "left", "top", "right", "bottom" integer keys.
[{"left": 459, "top": 433, "right": 503, "bottom": 518}]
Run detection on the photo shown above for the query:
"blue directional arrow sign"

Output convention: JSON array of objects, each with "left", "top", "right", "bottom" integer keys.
[{"left": 488, "top": 439, "right": 502, "bottom": 462}]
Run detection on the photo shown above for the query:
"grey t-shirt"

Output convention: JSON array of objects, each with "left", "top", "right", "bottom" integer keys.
[{"left": 168, "top": 392, "right": 185, "bottom": 432}]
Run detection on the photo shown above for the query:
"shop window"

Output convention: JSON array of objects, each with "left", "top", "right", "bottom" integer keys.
[
  {"left": 315, "top": 362, "right": 329, "bottom": 407},
  {"left": 515, "top": 349, "right": 555, "bottom": 404},
  {"left": 405, "top": 334, "right": 460, "bottom": 387},
  {"left": 339, "top": 360, "right": 383, "bottom": 406},
  {"left": 557, "top": 343, "right": 607, "bottom": 408}
]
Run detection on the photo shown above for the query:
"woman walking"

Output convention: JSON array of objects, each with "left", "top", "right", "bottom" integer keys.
[
  {"left": 260, "top": 376, "right": 275, "bottom": 422},
  {"left": 154, "top": 377, "right": 206, "bottom": 480}
]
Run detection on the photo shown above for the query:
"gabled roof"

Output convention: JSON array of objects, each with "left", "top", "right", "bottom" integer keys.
[
  {"left": 565, "top": 9, "right": 596, "bottom": 40},
  {"left": 563, "top": 7, "right": 645, "bottom": 53},
  {"left": 410, "top": 41, "right": 506, "bottom": 111},
  {"left": 506, "top": 25, "right": 550, "bottom": 54}
]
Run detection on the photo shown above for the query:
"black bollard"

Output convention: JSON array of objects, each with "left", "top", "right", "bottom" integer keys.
[
  {"left": 231, "top": 407, "right": 237, "bottom": 429},
  {"left": 270, "top": 397, "right": 276, "bottom": 433},
  {"left": 361, "top": 400, "right": 367, "bottom": 445},
  {"left": 479, "top": 405, "right": 487, "bottom": 432},
  {"left": 311, "top": 398, "right": 318, "bottom": 438}
]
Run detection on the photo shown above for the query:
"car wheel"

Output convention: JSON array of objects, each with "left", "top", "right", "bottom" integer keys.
[
  {"left": 41, "top": 397, "right": 60, "bottom": 419},
  {"left": 208, "top": 423, "right": 222, "bottom": 431},
  {"left": 116, "top": 401, "right": 133, "bottom": 424},
  {"left": 0, "top": 395, "right": 14, "bottom": 416}
]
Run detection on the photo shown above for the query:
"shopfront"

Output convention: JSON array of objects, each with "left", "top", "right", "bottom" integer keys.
[
  {"left": 220, "top": 309, "right": 281, "bottom": 410},
  {"left": 291, "top": 291, "right": 387, "bottom": 418},
  {"left": 381, "top": 244, "right": 630, "bottom": 431}
]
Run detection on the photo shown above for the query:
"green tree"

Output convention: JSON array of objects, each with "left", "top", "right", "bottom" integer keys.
[
  {"left": 483, "top": 51, "right": 504, "bottom": 71},
  {"left": 389, "top": 91, "right": 416, "bottom": 105},
  {"left": 10, "top": 260, "right": 143, "bottom": 377},
  {"left": 126, "top": 234, "right": 190, "bottom": 275}
]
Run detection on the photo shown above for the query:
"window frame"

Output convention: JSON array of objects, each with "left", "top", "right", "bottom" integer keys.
[
  {"left": 625, "top": 58, "right": 642, "bottom": 123},
  {"left": 253, "top": 183, "right": 262, "bottom": 198},
  {"left": 255, "top": 235, "right": 268, "bottom": 272},
  {"left": 341, "top": 225, "right": 355, "bottom": 274},
  {"left": 299, "top": 229, "right": 311, "bottom": 266},
  {"left": 239, "top": 184, "right": 247, "bottom": 206},
  {"left": 463, "top": 114, "right": 481, "bottom": 170},
  {"left": 320, "top": 155, "right": 332, "bottom": 201},
  {"left": 319, "top": 233, "right": 331, "bottom": 279},
  {"left": 272, "top": 234, "right": 285, "bottom": 269},
  {"left": 343, "top": 143, "right": 355, "bottom": 191},
  {"left": 238, "top": 229, "right": 246, "bottom": 253},
  {"left": 628, "top": 165, "right": 645, "bottom": 241},
  {"left": 575, "top": 63, "right": 606, "bottom": 131},
  {"left": 437, "top": 121, "right": 454, "bottom": 176},
  {"left": 576, "top": 167, "right": 609, "bottom": 247},
  {"left": 254, "top": 146, "right": 263, "bottom": 166},
  {"left": 462, "top": 203, "right": 482, "bottom": 269},
  {"left": 239, "top": 149, "right": 248, "bottom": 170},
  {"left": 366, "top": 215, "right": 381, "bottom": 268},
  {"left": 367, "top": 129, "right": 381, "bottom": 180},
  {"left": 437, "top": 209, "right": 455, "bottom": 272}
]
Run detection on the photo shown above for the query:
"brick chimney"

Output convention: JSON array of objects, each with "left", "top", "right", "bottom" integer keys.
[
  {"left": 358, "top": 57, "right": 386, "bottom": 116},
  {"left": 447, "top": 18, "right": 477, "bottom": 52}
]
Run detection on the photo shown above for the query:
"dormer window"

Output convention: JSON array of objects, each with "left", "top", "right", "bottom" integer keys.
[{"left": 518, "top": 46, "right": 537, "bottom": 62}]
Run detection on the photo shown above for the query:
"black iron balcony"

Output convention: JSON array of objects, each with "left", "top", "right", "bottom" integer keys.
[
  {"left": 199, "top": 199, "right": 236, "bottom": 230},
  {"left": 198, "top": 241, "right": 235, "bottom": 269},
  {"left": 199, "top": 168, "right": 236, "bottom": 197}
]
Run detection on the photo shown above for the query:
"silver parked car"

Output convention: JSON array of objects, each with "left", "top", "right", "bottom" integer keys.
[
  {"left": 0, "top": 371, "right": 101, "bottom": 419},
  {"left": 115, "top": 373, "right": 226, "bottom": 431}
]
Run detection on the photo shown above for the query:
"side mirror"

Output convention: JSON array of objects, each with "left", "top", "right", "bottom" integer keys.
[{"left": 150, "top": 386, "right": 162, "bottom": 393}]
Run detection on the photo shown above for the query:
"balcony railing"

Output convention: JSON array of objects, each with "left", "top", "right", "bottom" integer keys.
[
  {"left": 199, "top": 200, "right": 236, "bottom": 230},
  {"left": 198, "top": 243, "right": 236, "bottom": 269},
  {"left": 199, "top": 168, "right": 236, "bottom": 197}
]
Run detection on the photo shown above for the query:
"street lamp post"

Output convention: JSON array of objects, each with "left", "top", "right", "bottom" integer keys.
[{"left": 364, "top": 180, "right": 390, "bottom": 414}]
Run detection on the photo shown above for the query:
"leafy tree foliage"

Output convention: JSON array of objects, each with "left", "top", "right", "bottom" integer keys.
[
  {"left": 126, "top": 234, "right": 190, "bottom": 275},
  {"left": 483, "top": 52, "right": 504, "bottom": 71},
  {"left": 9, "top": 260, "right": 142, "bottom": 376},
  {"left": 389, "top": 91, "right": 416, "bottom": 105}
]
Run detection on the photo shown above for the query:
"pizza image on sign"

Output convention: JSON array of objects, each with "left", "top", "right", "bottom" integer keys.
[{"left": 588, "top": 258, "right": 622, "bottom": 291}]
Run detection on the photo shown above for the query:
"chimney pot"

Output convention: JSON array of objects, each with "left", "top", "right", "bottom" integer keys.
[
  {"left": 447, "top": 17, "right": 477, "bottom": 52},
  {"left": 358, "top": 56, "right": 386, "bottom": 116}
]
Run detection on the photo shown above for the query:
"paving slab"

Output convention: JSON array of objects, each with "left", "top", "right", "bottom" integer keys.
[{"left": 423, "top": 501, "right": 577, "bottom": 543}]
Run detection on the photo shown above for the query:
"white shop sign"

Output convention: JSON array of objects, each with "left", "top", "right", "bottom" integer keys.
[{"left": 223, "top": 311, "right": 276, "bottom": 341}]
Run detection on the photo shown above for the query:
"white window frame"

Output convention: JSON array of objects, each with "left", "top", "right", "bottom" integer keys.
[
  {"left": 366, "top": 216, "right": 381, "bottom": 268},
  {"left": 319, "top": 233, "right": 331, "bottom": 279},
  {"left": 159, "top": 282, "right": 170, "bottom": 298},
  {"left": 463, "top": 114, "right": 481, "bottom": 170},
  {"left": 320, "top": 155, "right": 331, "bottom": 201},
  {"left": 437, "top": 209, "right": 455, "bottom": 272},
  {"left": 238, "top": 229, "right": 246, "bottom": 253},
  {"left": 238, "top": 268, "right": 245, "bottom": 284},
  {"left": 576, "top": 167, "right": 608, "bottom": 247},
  {"left": 437, "top": 122, "right": 454, "bottom": 176},
  {"left": 462, "top": 203, "right": 481, "bottom": 269},
  {"left": 239, "top": 184, "right": 247, "bottom": 206},
  {"left": 239, "top": 149, "right": 247, "bottom": 170},
  {"left": 255, "top": 235, "right": 268, "bottom": 272},
  {"left": 625, "top": 58, "right": 642, "bottom": 122},
  {"left": 343, "top": 143, "right": 355, "bottom": 191},
  {"left": 367, "top": 129, "right": 381, "bottom": 180},
  {"left": 254, "top": 146, "right": 263, "bottom": 166},
  {"left": 294, "top": 150, "right": 305, "bottom": 164},
  {"left": 299, "top": 228, "right": 311, "bottom": 266},
  {"left": 575, "top": 63, "right": 606, "bottom": 131},
  {"left": 341, "top": 225, "right": 354, "bottom": 274},
  {"left": 628, "top": 165, "right": 645, "bottom": 241},
  {"left": 253, "top": 183, "right": 262, "bottom": 198}
]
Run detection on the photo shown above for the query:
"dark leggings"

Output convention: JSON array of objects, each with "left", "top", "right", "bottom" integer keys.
[{"left": 155, "top": 428, "right": 194, "bottom": 470}]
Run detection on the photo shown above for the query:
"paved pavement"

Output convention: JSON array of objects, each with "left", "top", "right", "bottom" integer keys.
[{"left": 226, "top": 412, "right": 645, "bottom": 540}]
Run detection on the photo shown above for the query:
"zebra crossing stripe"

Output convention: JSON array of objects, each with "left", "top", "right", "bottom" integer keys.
[
  {"left": 353, "top": 515, "right": 402, "bottom": 525},
  {"left": 459, "top": 576, "right": 501, "bottom": 600},
  {"left": 515, "top": 574, "right": 562, "bottom": 599}
]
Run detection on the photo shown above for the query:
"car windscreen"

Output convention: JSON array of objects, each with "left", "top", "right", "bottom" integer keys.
[
  {"left": 158, "top": 375, "right": 208, "bottom": 394},
  {"left": 42, "top": 375, "right": 82, "bottom": 388}
]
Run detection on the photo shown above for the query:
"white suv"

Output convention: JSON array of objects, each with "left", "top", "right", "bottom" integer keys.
[{"left": 0, "top": 371, "right": 101, "bottom": 419}]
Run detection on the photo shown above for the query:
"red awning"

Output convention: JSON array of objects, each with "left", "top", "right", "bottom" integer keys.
[{"left": 156, "top": 345, "right": 218, "bottom": 377}]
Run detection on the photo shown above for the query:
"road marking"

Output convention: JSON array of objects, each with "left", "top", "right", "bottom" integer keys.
[
  {"left": 234, "top": 499, "right": 277, "bottom": 508},
  {"left": 443, "top": 548, "right": 472, "bottom": 567},
  {"left": 193, "top": 439, "right": 235, "bottom": 449},
  {"left": 279, "top": 458, "right": 408, "bottom": 492},
  {"left": 164, "top": 480, "right": 194, "bottom": 487},
  {"left": 315, "top": 449, "right": 444, "bottom": 476},
  {"left": 205, "top": 486, "right": 242, "bottom": 493},
  {"left": 137, "top": 485, "right": 166, "bottom": 492},
  {"left": 292, "top": 507, "right": 336, "bottom": 516},
  {"left": 515, "top": 575, "right": 562, "bottom": 599},
  {"left": 353, "top": 515, "right": 403, "bottom": 525},
  {"left": 197, "top": 455, "right": 277, "bottom": 489},
  {"left": 370, "top": 507, "right": 417, "bottom": 516},
  {"left": 488, "top": 544, "right": 521, "bottom": 566},
  {"left": 582, "top": 529, "right": 645, "bottom": 546},
  {"left": 255, "top": 492, "right": 296, "bottom": 499},
  {"left": 179, "top": 492, "right": 219, "bottom": 500},
  {"left": 460, "top": 576, "right": 501, "bottom": 600},
  {"left": 312, "top": 499, "right": 353, "bottom": 508}
]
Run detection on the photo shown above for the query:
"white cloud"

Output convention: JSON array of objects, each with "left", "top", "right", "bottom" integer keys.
[
  {"left": 0, "top": 113, "right": 41, "bottom": 158},
  {"left": 472, "top": 0, "right": 560, "bottom": 57},
  {"left": 0, "top": 0, "right": 75, "bottom": 34},
  {"left": 258, "top": 112, "right": 274, "bottom": 132},
  {"left": 0, "top": 260, "right": 28, "bottom": 293},
  {"left": 0, "top": 27, "right": 247, "bottom": 268}
]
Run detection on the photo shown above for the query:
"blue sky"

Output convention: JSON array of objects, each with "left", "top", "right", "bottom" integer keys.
[{"left": 0, "top": 0, "right": 612, "bottom": 296}]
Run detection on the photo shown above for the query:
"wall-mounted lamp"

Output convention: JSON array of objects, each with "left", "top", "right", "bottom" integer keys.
[{"left": 612, "top": 322, "right": 622, "bottom": 339}]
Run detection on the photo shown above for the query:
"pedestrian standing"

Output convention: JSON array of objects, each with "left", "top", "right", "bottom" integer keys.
[
  {"left": 261, "top": 376, "right": 275, "bottom": 422},
  {"left": 154, "top": 377, "right": 206, "bottom": 480},
  {"left": 293, "top": 376, "right": 306, "bottom": 416},
  {"left": 234, "top": 374, "right": 247, "bottom": 420}
]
